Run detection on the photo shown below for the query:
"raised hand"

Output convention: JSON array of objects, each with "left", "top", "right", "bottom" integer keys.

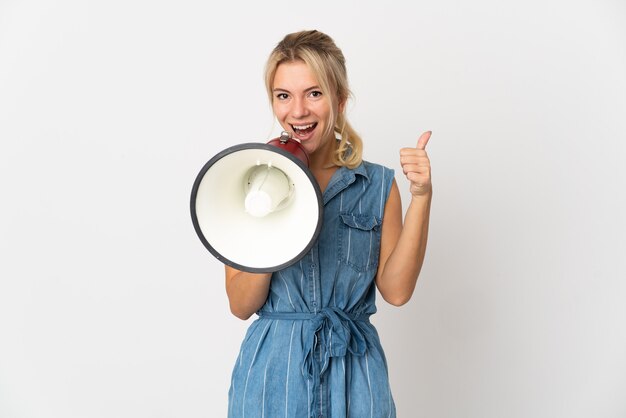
[{"left": 399, "top": 131, "right": 432, "bottom": 197}]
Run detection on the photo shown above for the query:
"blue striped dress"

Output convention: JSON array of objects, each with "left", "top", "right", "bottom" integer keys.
[{"left": 228, "top": 161, "right": 397, "bottom": 418}]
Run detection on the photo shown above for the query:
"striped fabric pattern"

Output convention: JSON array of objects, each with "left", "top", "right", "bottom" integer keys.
[{"left": 228, "top": 161, "right": 397, "bottom": 418}]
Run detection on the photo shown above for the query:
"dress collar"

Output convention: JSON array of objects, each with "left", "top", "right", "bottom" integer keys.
[{"left": 322, "top": 162, "right": 369, "bottom": 205}]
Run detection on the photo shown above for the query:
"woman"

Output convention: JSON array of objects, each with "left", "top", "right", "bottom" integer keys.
[{"left": 226, "top": 30, "right": 432, "bottom": 418}]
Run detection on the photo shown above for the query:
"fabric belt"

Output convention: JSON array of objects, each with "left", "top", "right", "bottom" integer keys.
[{"left": 258, "top": 307, "right": 370, "bottom": 417}]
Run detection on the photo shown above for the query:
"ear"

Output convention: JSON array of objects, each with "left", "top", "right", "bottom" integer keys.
[{"left": 338, "top": 97, "right": 346, "bottom": 114}]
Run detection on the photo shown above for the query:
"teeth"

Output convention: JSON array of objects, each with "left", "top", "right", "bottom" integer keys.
[{"left": 293, "top": 123, "right": 314, "bottom": 130}]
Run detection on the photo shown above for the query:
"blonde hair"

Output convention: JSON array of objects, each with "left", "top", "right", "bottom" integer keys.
[{"left": 264, "top": 30, "right": 363, "bottom": 168}]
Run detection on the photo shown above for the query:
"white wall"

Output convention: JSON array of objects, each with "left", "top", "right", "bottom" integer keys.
[{"left": 1, "top": 0, "right": 624, "bottom": 417}]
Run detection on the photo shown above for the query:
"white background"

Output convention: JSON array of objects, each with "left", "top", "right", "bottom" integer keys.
[{"left": 1, "top": 0, "right": 625, "bottom": 417}]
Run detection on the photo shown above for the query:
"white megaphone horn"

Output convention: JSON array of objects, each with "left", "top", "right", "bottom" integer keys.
[{"left": 190, "top": 132, "right": 323, "bottom": 273}]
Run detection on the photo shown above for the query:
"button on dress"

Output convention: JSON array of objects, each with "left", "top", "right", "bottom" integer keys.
[{"left": 228, "top": 161, "right": 396, "bottom": 418}]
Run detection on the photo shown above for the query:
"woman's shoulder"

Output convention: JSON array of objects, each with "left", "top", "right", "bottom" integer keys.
[{"left": 357, "top": 160, "right": 395, "bottom": 179}]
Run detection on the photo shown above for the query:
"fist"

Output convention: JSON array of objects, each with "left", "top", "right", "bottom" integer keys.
[{"left": 400, "top": 131, "right": 432, "bottom": 197}]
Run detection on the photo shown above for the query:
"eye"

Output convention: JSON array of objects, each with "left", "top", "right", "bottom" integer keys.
[
  {"left": 275, "top": 93, "right": 289, "bottom": 100},
  {"left": 309, "top": 90, "right": 323, "bottom": 98}
]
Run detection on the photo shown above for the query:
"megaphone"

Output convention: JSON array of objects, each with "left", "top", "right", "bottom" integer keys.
[{"left": 190, "top": 132, "right": 323, "bottom": 273}]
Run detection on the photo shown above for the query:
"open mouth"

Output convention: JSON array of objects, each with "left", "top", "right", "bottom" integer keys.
[{"left": 290, "top": 123, "right": 318, "bottom": 138}]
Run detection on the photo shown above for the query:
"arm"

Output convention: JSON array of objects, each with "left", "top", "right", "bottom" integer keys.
[
  {"left": 225, "top": 266, "right": 272, "bottom": 320},
  {"left": 375, "top": 131, "right": 433, "bottom": 306}
]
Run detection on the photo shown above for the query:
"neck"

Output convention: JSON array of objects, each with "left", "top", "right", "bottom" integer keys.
[{"left": 309, "top": 137, "right": 339, "bottom": 170}]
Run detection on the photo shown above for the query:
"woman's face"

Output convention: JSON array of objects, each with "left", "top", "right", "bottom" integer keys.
[{"left": 272, "top": 61, "right": 339, "bottom": 162}]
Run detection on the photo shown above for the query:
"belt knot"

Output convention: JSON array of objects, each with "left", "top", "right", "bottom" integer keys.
[{"left": 257, "top": 307, "right": 370, "bottom": 417}]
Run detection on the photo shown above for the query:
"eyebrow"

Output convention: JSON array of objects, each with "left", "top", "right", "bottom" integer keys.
[{"left": 272, "top": 85, "right": 321, "bottom": 93}]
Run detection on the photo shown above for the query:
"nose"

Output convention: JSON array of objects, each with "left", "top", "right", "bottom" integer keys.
[{"left": 291, "top": 97, "right": 309, "bottom": 119}]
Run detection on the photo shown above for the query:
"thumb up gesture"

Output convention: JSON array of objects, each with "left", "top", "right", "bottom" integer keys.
[{"left": 400, "top": 131, "right": 432, "bottom": 198}]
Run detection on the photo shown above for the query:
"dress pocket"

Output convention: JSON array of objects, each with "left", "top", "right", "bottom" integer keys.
[{"left": 339, "top": 213, "right": 382, "bottom": 272}]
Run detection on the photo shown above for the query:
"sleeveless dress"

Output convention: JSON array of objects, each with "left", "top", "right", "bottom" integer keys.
[{"left": 228, "top": 161, "right": 396, "bottom": 418}]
